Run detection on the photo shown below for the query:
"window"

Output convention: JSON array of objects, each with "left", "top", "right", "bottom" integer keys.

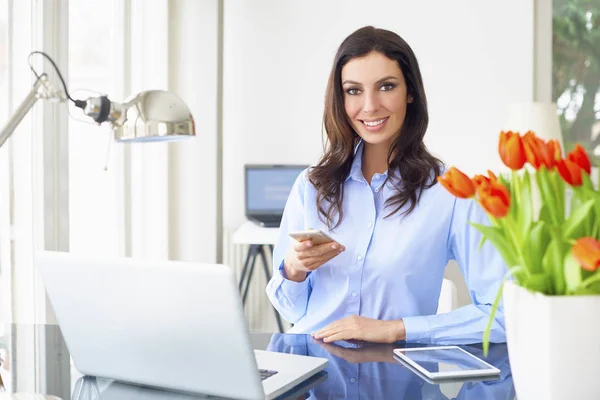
[
  {"left": 553, "top": 0, "right": 600, "bottom": 160},
  {"left": 68, "top": 0, "right": 123, "bottom": 257}
]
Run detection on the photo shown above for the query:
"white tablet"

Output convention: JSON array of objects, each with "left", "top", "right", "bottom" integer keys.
[{"left": 393, "top": 346, "right": 501, "bottom": 380}]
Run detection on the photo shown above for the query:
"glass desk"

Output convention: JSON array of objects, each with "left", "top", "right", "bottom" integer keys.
[{"left": 0, "top": 324, "right": 515, "bottom": 399}]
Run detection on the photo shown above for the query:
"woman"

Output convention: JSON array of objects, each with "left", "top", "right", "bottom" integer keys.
[{"left": 265, "top": 26, "right": 507, "bottom": 344}]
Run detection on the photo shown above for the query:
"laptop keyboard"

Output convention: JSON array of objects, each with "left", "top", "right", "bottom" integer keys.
[{"left": 259, "top": 368, "right": 278, "bottom": 381}]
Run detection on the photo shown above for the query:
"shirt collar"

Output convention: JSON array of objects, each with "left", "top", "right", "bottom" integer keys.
[
  {"left": 346, "top": 139, "right": 389, "bottom": 183},
  {"left": 346, "top": 140, "right": 365, "bottom": 182}
]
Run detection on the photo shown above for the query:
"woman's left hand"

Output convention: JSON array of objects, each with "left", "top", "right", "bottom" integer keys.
[{"left": 312, "top": 315, "right": 406, "bottom": 344}]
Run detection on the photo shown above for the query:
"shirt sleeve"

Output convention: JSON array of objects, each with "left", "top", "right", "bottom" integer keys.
[
  {"left": 402, "top": 196, "right": 508, "bottom": 344},
  {"left": 265, "top": 170, "right": 313, "bottom": 324}
]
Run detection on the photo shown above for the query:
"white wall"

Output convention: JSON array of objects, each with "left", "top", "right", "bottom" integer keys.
[{"left": 223, "top": 0, "right": 535, "bottom": 231}]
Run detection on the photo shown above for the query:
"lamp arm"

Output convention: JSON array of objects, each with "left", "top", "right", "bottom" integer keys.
[{"left": 0, "top": 74, "right": 65, "bottom": 149}]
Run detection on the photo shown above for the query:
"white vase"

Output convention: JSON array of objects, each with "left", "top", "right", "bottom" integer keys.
[{"left": 503, "top": 280, "right": 600, "bottom": 400}]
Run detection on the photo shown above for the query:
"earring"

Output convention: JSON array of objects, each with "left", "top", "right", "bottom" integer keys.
[{"left": 408, "top": 95, "right": 414, "bottom": 102}]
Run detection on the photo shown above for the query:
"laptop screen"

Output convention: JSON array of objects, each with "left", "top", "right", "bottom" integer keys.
[{"left": 245, "top": 165, "right": 307, "bottom": 216}]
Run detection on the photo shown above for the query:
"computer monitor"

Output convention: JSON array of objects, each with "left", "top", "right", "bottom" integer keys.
[{"left": 244, "top": 164, "right": 308, "bottom": 227}]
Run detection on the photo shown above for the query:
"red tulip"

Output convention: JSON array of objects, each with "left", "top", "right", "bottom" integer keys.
[
  {"left": 437, "top": 167, "right": 475, "bottom": 198},
  {"left": 499, "top": 131, "right": 526, "bottom": 170},
  {"left": 548, "top": 139, "right": 562, "bottom": 160},
  {"left": 476, "top": 180, "right": 511, "bottom": 218},
  {"left": 572, "top": 237, "right": 600, "bottom": 272},
  {"left": 556, "top": 158, "right": 583, "bottom": 186},
  {"left": 567, "top": 144, "right": 591, "bottom": 175}
]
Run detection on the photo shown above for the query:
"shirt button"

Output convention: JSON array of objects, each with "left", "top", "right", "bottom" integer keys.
[
  {"left": 367, "top": 222, "right": 373, "bottom": 228},
  {"left": 375, "top": 187, "right": 380, "bottom": 192},
  {"left": 357, "top": 255, "right": 363, "bottom": 261},
  {"left": 352, "top": 292, "right": 357, "bottom": 297},
  {"left": 350, "top": 378, "right": 356, "bottom": 383}
]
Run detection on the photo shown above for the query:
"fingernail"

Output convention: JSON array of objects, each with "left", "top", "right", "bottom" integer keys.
[
  {"left": 331, "top": 244, "right": 338, "bottom": 249},
  {"left": 305, "top": 241, "right": 312, "bottom": 247},
  {"left": 340, "top": 246, "right": 345, "bottom": 252}
]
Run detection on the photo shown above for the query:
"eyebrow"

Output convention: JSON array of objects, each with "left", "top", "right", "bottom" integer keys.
[{"left": 342, "top": 76, "right": 399, "bottom": 86}]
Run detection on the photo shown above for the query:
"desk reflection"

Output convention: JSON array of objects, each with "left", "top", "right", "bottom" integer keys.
[{"left": 267, "top": 334, "right": 514, "bottom": 400}]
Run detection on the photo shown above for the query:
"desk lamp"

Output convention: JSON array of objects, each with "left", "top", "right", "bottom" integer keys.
[{"left": 0, "top": 51, "right": 195, "bottom": 148}]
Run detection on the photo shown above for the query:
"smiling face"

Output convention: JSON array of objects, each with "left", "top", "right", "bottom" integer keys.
[{"left": 342, "top": 51, "right": 412, "bottom": 150}]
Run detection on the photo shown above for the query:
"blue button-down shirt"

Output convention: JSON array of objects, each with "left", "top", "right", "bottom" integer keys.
[{"left": 266, "top": 141, "right": 507, "bottom": 343}]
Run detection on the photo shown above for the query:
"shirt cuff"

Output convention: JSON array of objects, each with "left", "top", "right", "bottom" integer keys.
[
  {"left": 275, "top": 260, "right": 310, "bottom": 298},
  {"left": 402, "top": 316, "right": 432, "bottom": 343}
]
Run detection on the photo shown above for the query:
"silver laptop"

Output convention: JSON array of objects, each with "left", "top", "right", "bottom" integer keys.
[{"left": 35, "top": 251, "right": 327, "bottom": 400}]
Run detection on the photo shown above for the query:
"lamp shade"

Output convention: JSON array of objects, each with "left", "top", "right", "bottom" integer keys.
[
  {"left": 504, "top": 102, "right": 563, "bottom": 150},
  {"left": 114, "top": 90, "right": 195, "bottom": 143}
]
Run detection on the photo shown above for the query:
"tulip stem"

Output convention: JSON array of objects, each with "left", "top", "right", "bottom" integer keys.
[{"left": 511, "top": 170, "right": 523, "bottom": 242}]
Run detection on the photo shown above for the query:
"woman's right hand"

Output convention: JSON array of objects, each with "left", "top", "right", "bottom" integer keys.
[{"left": 283, "top": 240, "right": 345, "bottom": 282}]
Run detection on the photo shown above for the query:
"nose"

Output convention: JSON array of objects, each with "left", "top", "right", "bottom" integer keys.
[{"left": 362, "top": 90, "right": 380, "bottom": 114}]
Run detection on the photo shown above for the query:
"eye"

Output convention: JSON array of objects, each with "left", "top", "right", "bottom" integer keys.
[
  {"left": 345, "top": 88, "right": 361, "bottom": 95},
  {"left": 380, "top": 83, "right": 396, "bottom": 91}
]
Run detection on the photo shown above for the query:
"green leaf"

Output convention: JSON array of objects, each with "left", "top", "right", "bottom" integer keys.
[
  {"left": 542, "top": 239, "right": 564, "bottom": 294},
  {"left": 538, "top": 204, "right": 551, "bottom": 224},
  {"left": 522, "top": 273, "right": 550, "bottom": 293},
  {"left": 572, "top": 286, "right": 600, "bottom": 295},
  {"left": 521, "top": 221, "right": 548, "bottom": 274},
  {"left": 582, "top": 171, "right": 594, "bottom": 192},
  {"left": 563, "top": 199, "right": 595, "bottom": 239},
  {"left": 586, "top": 281, "right": 600, "bottom": 293},
  {"left": 483, "top": 266, "right": 524, "bottom": 356},
  {"left": 498, "top": 173, "right": 511, "bottom": 190},
  {"left": 580, "top": 270, "right": 600, "bottom": 291},
  {"left": 552, "top": 170, "right": 566, "bottom": 223},
  {"left": 483, "top": 280, "right": 504, "bottom": 357},
  {"left": 564, "top": 252, "right": 582, "bottom": 294},
  {"left": 592, "top": 194, "right": 600, "bottom": 238},
  {"left": 470, "top": 222, "right": 518, "bottom": 268},
  {"left": 478, "top": 235, "right": 486, "bottom": 251},
  {"left": 569, "top": 189, "right": 583, "bottom": 219}
]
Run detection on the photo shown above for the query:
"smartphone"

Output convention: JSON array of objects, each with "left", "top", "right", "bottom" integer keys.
[{"left": 289, "top": 228, "right": 337, "bottom": 245}]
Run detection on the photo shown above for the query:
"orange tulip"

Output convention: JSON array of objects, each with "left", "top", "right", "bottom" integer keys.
[
  {"left": 472, "top": 170, "right": 498, "bottom": 188},
  {"left": 437, "top": 167, "right": 475, "bottom": 198},
  {"left": 556, "top": 158, "right": 583, "bottom": 186},
  {"left": 522, "top": 131, "right": 543, "bottom": 169},
  {"left": 567, "top": 144, "right": 591, "bottom": 175},
  {"left": 572, "top": 237, "right": 600, "bottom": 272},
  {"left": 476, "top": 180, "right": 511, "bottom": 218},
  {"left": 522, "top": 131, "right": 555, "bottom": 170},
  {"left": 499, "top": 131, "right": 526, "bottom": 170}
]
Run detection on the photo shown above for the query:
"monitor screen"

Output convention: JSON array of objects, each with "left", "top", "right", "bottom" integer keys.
[{"left": 245, "top": 166, "right": 306, "bottom": 214}]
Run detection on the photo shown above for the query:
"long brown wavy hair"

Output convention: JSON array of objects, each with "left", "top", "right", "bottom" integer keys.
[{"left": 308, "top": 26, "right": 443, "bottom": 230}]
